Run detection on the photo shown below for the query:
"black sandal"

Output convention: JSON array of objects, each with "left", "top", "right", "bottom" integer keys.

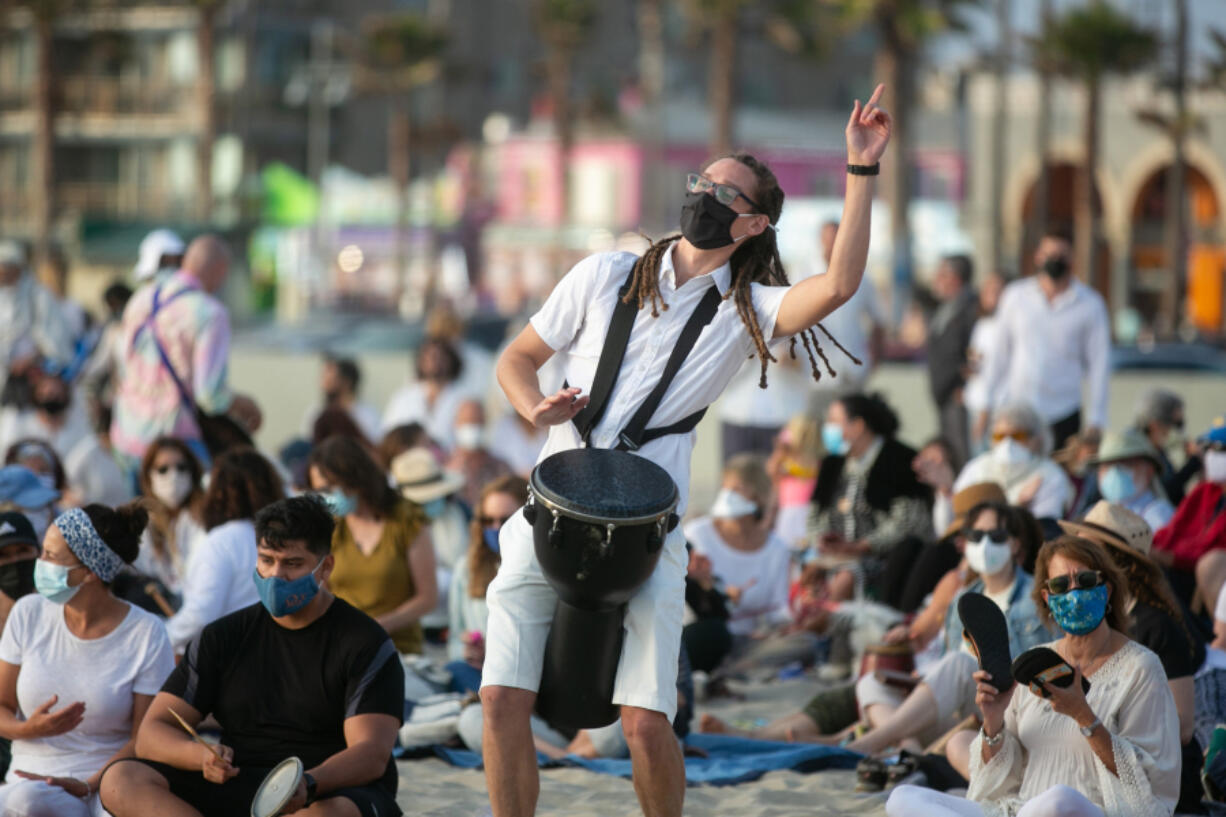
[
  {"left": 886, "top": 751, "right": 922, "bottom": 787},
  {"left": 855, "top": 757, "right": 888, "bottom": 792},
  {"left": 957, "top": 592, "right": 1015, "bottom": 694}
]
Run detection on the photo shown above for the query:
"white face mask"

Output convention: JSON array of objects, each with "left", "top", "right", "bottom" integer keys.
[
  {"left": 151, "top": 469, "right": 194, "bottom": 509},
  {"left": 1206, "top": 450, "right": 1226, "bottom": 485},
  {"left": 710, "top": 488, "right": 758, "bottom": 520},
  {"left": 965, "top": 535, "right": 1013, "bottom": 577},
  {"left": 992, "top": 438, "right": 1033, "bottom": 466},
  {"left": 454, "top": 424, "right": 485, "bottom": 451}
]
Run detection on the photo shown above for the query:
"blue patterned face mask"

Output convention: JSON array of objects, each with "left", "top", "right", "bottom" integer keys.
[{"left": 1046, "top": 584, "right": 1109, "bottom": 636}]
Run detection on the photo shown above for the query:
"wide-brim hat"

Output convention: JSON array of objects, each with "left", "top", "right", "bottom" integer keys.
[
  {"left": 1090, "top": 428, "right": 1162, "bottom": 470},
  {"left": 1058, "top": 500, "right": 1155, "bottom": 568},
  {"left": 0, "top": 466, "right": 60, "bottom": 509},
  {"left": 1201, "top": 416, "right": 1226, "bottom": 448},
  {"left": 942, "top": 481, "right": 1007, "bottom": 539},
  {"left": 391, "top": 447, "right": 465, "bottom": 504}
]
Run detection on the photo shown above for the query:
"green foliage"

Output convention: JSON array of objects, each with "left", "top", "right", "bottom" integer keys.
[
  {"left": 1033, "top": 0, "right": 1157, "bottom": 81},
  {"left": 360, "top": 13, "right": 448, "bottom": 73},
  {"left": 766, "top": 0, "right": 978, "bottom": 60},
  {"left": 533, "top": 0, "right": 597, "bottom": 49}
]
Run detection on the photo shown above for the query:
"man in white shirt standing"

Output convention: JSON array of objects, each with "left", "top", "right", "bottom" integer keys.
[
  {"left": 483, "top": 89, "right": 892, "bottom": 817},
  {"left": 981, "top": 225, "right": 1111, "bottom": 451}
]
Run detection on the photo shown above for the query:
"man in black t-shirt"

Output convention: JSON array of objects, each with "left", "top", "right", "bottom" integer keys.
[{"left": 99, "top": 496, "right": 404, "bottom": 817}]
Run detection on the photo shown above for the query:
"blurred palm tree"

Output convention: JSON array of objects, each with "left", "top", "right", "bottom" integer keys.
[
  {"left": 1034, "top": 0, "right": 1157, "bottom": 287},
  {"left": 681, "top": 0, "right": 753, "bottom": 156},
  {"left": 533, "top": 0, "right": 597, "bottom": 228},
  {"left": 351, "top": 12, "right": 446, "bottom": 307},
  {"left": 192, "top": 0, "right": 222, "bottom": 224}
]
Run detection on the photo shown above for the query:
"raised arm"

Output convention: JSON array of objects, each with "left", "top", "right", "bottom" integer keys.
[{"left": 774, "top": 85, "right": 892, "bottom": 339}]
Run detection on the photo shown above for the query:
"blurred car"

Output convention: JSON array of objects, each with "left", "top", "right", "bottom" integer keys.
[{"left": 1111, "top": 342, "right": 1226, "bottom": 372}]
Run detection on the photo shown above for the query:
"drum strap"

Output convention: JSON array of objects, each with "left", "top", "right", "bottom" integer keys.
[{"left": 571, "top": 269, "right": 722, "bottom": 451}]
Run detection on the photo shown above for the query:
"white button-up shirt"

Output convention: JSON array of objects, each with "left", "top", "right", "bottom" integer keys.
[
  {"left": 984, "top": 277, "right": 1111, "bottom": 428},
  {"left": 530, "top": 245, "right": 790, "bottom": 515}
]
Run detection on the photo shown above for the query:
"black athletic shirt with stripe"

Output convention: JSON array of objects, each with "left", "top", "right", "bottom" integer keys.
[{"left": 163, "top": 597, "right": 404, "bottom": 795}]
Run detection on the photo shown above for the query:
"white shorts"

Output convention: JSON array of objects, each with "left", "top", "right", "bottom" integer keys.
[{"left": 480, "top": 507, "right": 686, "bottom": 721}]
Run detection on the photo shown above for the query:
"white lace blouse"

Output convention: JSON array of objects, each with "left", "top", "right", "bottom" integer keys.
[{"left": 967, "top": 639, "right": 1180, "bottom": 817}]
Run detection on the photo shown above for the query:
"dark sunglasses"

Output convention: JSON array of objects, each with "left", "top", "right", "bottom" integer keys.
[
  {"left": 965, "top": 528, "right": 1008, "bottom": 544},
  {"left": 153, "top": 463, "right": 191, "bottom": 476},
  {"left": 1045, "top": 570, "right": 1104, "bottom": 596},
  {"left": 479, "top": 515, "right": 512, "bottom": 529}
]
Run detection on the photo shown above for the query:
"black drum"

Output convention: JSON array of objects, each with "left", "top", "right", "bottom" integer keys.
[{"left": 523, "top": 448, "right": 679, "bottom": 729}]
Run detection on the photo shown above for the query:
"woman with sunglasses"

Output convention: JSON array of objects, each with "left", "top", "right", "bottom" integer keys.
[
  {"left": 842, "top": 502, "right": 1050, "bottom": 761},
  {"left": 132, "top": 437, "right": 204, "bottom": 602},
  {"left": 890, "top": 535, "right": 1180, "bottom": 817},
  {"left": 446, "top": 475, "right": 528, "bottom": 694},
  {"left": 950, "top": 402, "right": 1074, "bottom": 522}
]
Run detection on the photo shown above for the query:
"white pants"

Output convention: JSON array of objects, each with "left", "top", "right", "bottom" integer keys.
[
  {"left": 0, "top": 780, "right": 99, "bottom": 817},
  {"left": 481, "top": 508, "right": 687, "bottom": 720},
  {"left": 887, "top": 784, "right": 1105, "bottom": 817}
]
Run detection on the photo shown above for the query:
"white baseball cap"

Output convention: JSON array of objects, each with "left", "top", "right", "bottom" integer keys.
[
  {"left": 133, "top": 229, "right": 186, "bottom": 281},
  {"left": 0, "top": 240, "right": 26, "bottom": 268}
]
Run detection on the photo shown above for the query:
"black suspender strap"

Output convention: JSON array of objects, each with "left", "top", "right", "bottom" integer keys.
[
  {"left": 614, "top": 282, "right": 722, "bottom": 452},
  {"left": 570, "top": 272, "right": 638, "bottom": 445}
]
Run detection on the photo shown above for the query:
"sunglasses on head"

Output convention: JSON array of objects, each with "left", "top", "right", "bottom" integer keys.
[
  {"left": 686, "top": 173, "right": 761, "bottom": 211},
  {"left": 153, "top": 463, "right": 190, "bottom": 476},
  {"left": 992, "top": 430, "right": 1031, "bottom": 444},
  {"left": 965, "top": 528, "right": 1008, "bottom": 544},
  {"left": 479, "top": 514, "right": 512, "bottom": 529},
  {"left": 1045, "top": 570, "right": 1104, "bottom": 596}
]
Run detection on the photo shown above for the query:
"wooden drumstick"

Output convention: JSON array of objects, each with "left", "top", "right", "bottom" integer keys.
[
  {"left": 168, "top": 707, "right": 224, "bottom": 763},
  {"left": 144, "top": 582, "right": 176, "bottom": 618}
]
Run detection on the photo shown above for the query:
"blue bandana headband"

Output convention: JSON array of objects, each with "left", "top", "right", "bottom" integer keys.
[{"left": 54, "top": 508, "right": 124, "bottom": 582}]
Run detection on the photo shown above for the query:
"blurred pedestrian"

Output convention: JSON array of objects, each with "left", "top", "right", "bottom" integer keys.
[
  {"left": 0, "top": 241, "right": 73, "bottom": 410},
  {"left": 925, "top": 254, "right": 979, "bottom": 470},
  {"left": 487, "top": 410, "right": 547, "bottom": 478},
  {"left": 131, "top": 229, "right": 185, "bottom": 285},
  {"left": 982, "top": 225, "right": 1109, "bottom": 451},
  {"left": 1134, "top": 389, "right": 1201, "bottom": 505},
  {"left": 382, "top": 337, "right": 471, "bottom": 452},
  {"left": 1090, "top": 429, "right": 1173, "bottom": 532},
  {"left": 131, "top": 437, "right": 205, "bottom": 598},
  {"left": 300, "top": 354, "right": 381, "bottom": 444},
  {"left": 111, "top": 235, "right": 262, "bottom": 478},
  {"left": 965, "top": 271, "right": 1005, "bottom": 455},
  {"left": 446, "top": 400, "right": 512, "bottom": 511}
]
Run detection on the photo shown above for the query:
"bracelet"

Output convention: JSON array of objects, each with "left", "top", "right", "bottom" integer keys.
[
  {"left": 982, "top": 726, "right": 1005, "bottom": 747},
  {"left": 847, "top": 163, "right": 880, "bottom": 176}
]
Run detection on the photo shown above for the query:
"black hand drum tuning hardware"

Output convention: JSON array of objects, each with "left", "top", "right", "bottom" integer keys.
[{"left": 522, "top": 448, "right": 679, "bottom": 729}]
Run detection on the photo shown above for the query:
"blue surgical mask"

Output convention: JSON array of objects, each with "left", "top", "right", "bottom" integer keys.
[
  {"left": 322, "top": 490, "right": 357, "bottom": 517},
  {"left": 821, "top": 422, "right": 848, "bottom": 456},
  {"left": 252, "top": 559, "right": 325, "bottom": 618},
  {"left": 422, "top": 497, "right": 447, "bottom": 520},
  {"left": 483, "top": 527, "right": 501, "bottom": 555},
  {"left": 33, "top": 559, "right": 82, "bottom": 605},
  {"left": 1046, "top": 584, "right": 1109, "bottom": 636},
  {"left": 1099, "top": 466, "right": 1138, "bottom": 503}
]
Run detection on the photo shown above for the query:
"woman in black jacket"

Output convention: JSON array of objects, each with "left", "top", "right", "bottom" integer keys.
[{"left": 807, "top": 393, "right": 934, "bottom": 611}]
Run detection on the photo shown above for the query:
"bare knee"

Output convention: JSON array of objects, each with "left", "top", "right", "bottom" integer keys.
[
  {"left": 480, "top": 685, "right": 536, "bottom": 728},
  {"left": 621, "top": 706, "right": 672, "bottom": 749},
  {"left": 99, "top": 760, "right": 168, "bottom": 815},
  {"left": 299, "top": 797, "right": 361, "bottom": 817}
]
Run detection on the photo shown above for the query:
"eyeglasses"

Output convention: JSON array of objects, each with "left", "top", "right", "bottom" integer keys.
[
  {"left": 479, "top": 515, "right": 512, "bottom": 529},
  {"left": 153, "top": 463, "right": 190, "bottom": 476},
  {"left": 965, "top": 528, "right": 1008, "bottom": 544},
  {"left": 686, "top": 173, "right": 761, "bottom": 211},
  {"left": 991, "top": 430, "right": 1031, "bottom": 445},
  {"left": 1045, "top": 570, "right": 1104, "bottom": 596}
]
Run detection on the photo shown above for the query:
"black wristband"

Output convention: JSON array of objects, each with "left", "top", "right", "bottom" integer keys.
[
  {"left": 847, "top": 163, "right": 880, "bottom": 176},
  {"left": 304, "top": 772, "right": 318, "bottom": 804}
]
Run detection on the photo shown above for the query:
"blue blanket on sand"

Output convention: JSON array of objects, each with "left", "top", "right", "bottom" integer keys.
[{"left": 423, "top": 733, "right": 861, "bottom": 786}]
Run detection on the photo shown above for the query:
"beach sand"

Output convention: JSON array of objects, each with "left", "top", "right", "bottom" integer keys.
[{"left": 394, "top": 676, "right": 891, "bottom": 817}]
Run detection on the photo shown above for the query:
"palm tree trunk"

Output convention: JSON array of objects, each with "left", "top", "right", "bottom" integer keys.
[
  {"left": 1164, "top": 0, "right": 1188, "bottom": 332},
  {"left": 389, "top": 108, "right": 411, "bottom": 311},
  {"left": 33, "top": 12, "right": 54, "bottom": 263},
  {"left": 708, "top": 4, "right": 736, "bottom": 156},
  {"left": 546, "top": 45, "right": 573, "bottom": 227},
  {"left": 988, "top": 0, "right": 1011, "bottom": 273},
  {"left": 1076, "top": 75, "right": 1100, "bottom": 292},
  {"left": 1031, "top": 0, "right": 1053, "bottom": 255},
  {"left": 638, "top": 0, "right": 667, "bottom": 230},
  {"left": 196, "top": 3, "right": 216, "bottom": 223},
  {"left": 878, "top": 41, "right": 915, "bottom": 326}
]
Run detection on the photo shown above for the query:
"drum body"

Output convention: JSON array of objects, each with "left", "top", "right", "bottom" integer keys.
[{"left": 523, "top": 449, "right": 678, "bottom": 729}]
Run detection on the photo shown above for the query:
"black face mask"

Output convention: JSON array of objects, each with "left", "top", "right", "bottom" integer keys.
[
  {"left": 680, "top": 191, "right": 746, "bottom": 250},
  {"left": 0, "top": 558, "right": 36, "bottom": 600},
  {"left": 36, "top": 398, "right": 69, "bottom": 416},
  {"left": 323, "top": 389, "right": 343, "bottom": 406},
  {"left": 1042, "top": 257, "right": 1070, "bottom": 280}
]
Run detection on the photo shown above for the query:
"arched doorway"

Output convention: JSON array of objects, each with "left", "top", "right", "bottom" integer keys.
[
  {"left": 1129, "top": 164, "right": 1224, "bottom": 333},
  {"left": 1019, "top": 162, "right": 1112, "bottom": 305}
]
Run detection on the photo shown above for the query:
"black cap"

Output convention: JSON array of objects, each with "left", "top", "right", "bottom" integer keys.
[{"left": 0, "top": 512, "right": 38, "bottom": 549}]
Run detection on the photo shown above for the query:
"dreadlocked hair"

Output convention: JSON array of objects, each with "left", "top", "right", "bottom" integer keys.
[{"left": 622, "top": 152, "right": 860, "bottom": 388}]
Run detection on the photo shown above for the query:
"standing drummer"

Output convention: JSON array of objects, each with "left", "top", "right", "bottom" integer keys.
[{"left": 482, "top": 87, "right": 892, "bottom": 817}]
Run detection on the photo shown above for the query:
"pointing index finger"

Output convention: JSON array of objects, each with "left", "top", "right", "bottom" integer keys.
[{"left": 866, "top": 84, "right": 884, "bottom": 108}]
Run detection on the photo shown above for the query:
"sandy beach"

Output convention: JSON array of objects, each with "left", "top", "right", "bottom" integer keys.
[{"left": 393, "top": 676, "right": 890, "bottom": 817}]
